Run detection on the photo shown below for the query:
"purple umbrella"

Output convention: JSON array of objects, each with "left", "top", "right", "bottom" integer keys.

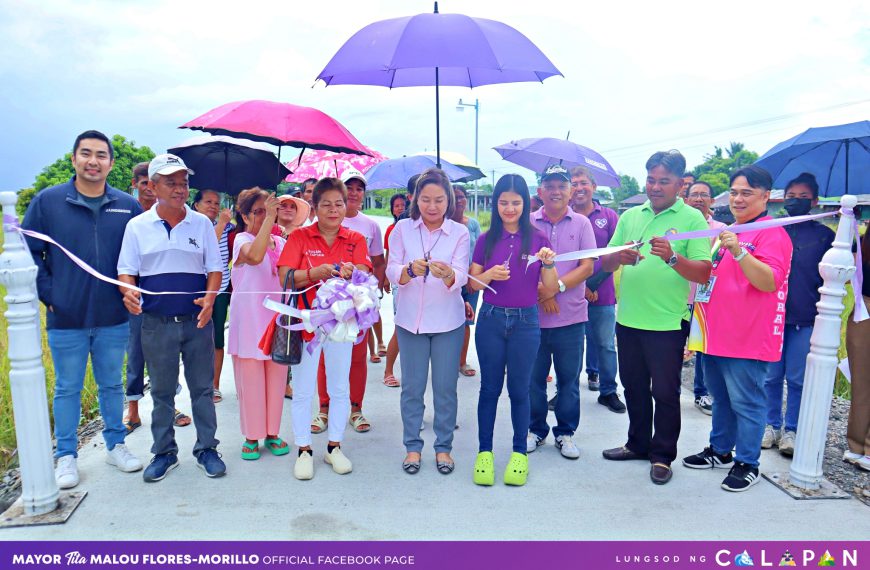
[
  {"left": 316, "top": 2, "right": 561, "bottom": 166},
  {"left": 493, "top": 137, "right": 621, "bottom": 188}
]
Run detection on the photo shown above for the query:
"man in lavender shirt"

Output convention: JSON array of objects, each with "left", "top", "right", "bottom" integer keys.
[
  {"left": 527, "top": 165, "right": 596, "bottom": 459},
  {"left": 570, "top": 166, "right": 626, "bottom": 414}
]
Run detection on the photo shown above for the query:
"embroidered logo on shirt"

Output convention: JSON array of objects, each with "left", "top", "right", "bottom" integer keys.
[
  {"left": 105, "top": 208, "right": 132, "bottom": 214},
  {"left": 666, "top": 228, "right": 678, "bottom": 235},
  {"left": 595, "top": 218, "right": 608, "bottom": 229},
  {"left": 188, "top": 238, "right": 199, "bottom": 249}
]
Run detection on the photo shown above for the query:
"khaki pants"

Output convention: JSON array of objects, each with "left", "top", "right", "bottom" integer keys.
[{"left": 846, "top": 296, "right": 870, "bottom": 455}]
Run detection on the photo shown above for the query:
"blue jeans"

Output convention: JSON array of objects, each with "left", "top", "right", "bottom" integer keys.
[
  {"left": 47, "top": 323, "right": 129, "bottom": 458},
  {"left": 703, "top": 354, "right": 769, "bottom": 467},
  {"left": 585, "top": 305, "right": 618, "bottom": 396},
  {"left": 693, "top": 352, "right": 708, "bottom": 398},
  {"left": 476, "top": 303, "right": 541, "bottom": 454},
  {"left": 530, "top": 322, "right": 584, "bottom": 439},
  {"left": 764, "top": 324, "right": 812, "bottom": 432}
]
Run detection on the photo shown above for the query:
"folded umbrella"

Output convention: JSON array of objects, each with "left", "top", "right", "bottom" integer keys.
[
  {"left": 494, "top": 137, "right": 621, "bottom": 188},
  {"left": 168, "top": 135, "right": 291, "bottom": 195}
]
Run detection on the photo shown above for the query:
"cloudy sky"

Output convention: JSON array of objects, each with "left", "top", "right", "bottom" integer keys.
[{"left": 1, "top": 0, "right": 868, "bottom": 192}]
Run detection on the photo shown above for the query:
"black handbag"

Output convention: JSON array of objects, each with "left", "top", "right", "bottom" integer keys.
[{"left": 271, "top": 269, "right": 310, "bottom": 365}]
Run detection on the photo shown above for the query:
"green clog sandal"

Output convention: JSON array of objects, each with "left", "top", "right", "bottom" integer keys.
[
  {"left": 503, "top": 452, "right": 528, "bottom": 486},
  {"left": 241, "top": 441, "right": 260, "bottom": 461},
  {"left": 473, "top": 451, "right": 495, "bottom": 486},
  {"left": 264, "top": 437, "right": 290, "bottom": 456}
]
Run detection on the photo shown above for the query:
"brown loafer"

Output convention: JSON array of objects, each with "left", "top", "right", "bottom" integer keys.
[
  {"left": 650, "top": 462, "right": 673, "bottom": 485},
  {"left": 602, "top": 446, "right": 649, "bottom": 461}
]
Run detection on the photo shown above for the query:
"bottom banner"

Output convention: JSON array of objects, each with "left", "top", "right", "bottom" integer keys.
[{"left": 0, "top": 541, "right": 866, "bottom": 570}]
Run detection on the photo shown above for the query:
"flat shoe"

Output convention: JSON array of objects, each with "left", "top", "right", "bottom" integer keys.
[
  {"left": 325, "top": 447, "right": 353, "bottom": 474},
  {"left": 436, "top": 461, "right": 455, "bottom": 475},
  {"left": 602, "top": 446, "right": 648, "bottom": 461},
  {"left": 402, "top": 461, "right": 421, "bottom": 474},
  {"left": 650, "top": 463, "right": 673, "bottom": 485}
]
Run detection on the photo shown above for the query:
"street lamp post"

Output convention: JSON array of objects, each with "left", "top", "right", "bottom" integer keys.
[{"left": 456, "top": 98, "right": 479, "bottom": 212}]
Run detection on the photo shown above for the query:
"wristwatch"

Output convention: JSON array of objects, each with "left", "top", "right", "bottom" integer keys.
[
  {"left": 666, "top": 254, "right": 678, "bottom": 267},
  {"left": 734, "top": 247, "right": 749, "bottom": 262},
  {"left": 558, "top": 279, "right": 567, "bottom": 293}
]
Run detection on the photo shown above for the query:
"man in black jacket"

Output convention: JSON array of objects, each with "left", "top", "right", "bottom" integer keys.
[{"left": 23, "top": 130, "right": 144, "bottom": 490}]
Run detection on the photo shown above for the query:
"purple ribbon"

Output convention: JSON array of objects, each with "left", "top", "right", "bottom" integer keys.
[
  {"left": 662, "top": 211, "right": 836, "bottom": 242},
  {"left": 2, "top": 213, "right": 19, "bottom": 230}
]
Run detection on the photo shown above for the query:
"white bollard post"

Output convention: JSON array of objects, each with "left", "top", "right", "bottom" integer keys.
[
  {"left": 790, "top": 194, "right": 858, "bottom": 489},
  {"left": 0, "top": 191, "right": 59, "bottom": 516}
]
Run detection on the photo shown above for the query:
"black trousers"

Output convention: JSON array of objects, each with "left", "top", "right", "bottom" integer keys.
[{"left": 616, "top": 321, "right": 689, "bottom": 465}]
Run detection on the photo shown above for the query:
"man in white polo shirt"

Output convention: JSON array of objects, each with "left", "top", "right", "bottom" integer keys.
[{"left": 117, "top": 154, "right": 226, "bottom": 482}]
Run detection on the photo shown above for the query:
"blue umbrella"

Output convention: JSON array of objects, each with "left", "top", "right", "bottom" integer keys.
[
  {"left": 168, "top": 135, "right": 291, "bottom": 195},
  {"left": 493, "top": 137, "right": 621, "bottom": 187},
  {"left": 363, "top": 155, "right": 472, "bottom": 190},
  {"left": 754, "top": 120, "right": 870, "bottom": 197}
]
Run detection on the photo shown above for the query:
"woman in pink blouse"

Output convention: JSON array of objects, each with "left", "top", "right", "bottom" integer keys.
[
  {"left": 226, "top": 188, "right": 290, "bottom": 461},
  {"left": 386, "top": 168, "right": 470, "bottom": 476}
]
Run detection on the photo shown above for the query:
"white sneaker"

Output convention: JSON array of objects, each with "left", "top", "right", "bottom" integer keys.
[
  {"left": 106, "top": 444, "right": 143, "bottom": 473},
  {"left": 526, "top": 433, "right": 545, "bottom": 454},
  {"left": 55, "top": 456, "right": 79, "bottom": 489},
  {"left": 294, "top": 451, "right": 314, "bottom": 480},
  {"left": 778, "top": 431, "right": 796, "bottom": 457},
  {"left": 555, "top": 435, "right": 580, "bottom": 460},
  {"left": 843, "top": 450, "right": 870, "bottom": 472},
  {"left": 324, "top": 447, "right": 353, "bottom": 475},
  {"left": 761, "top": 425, "right": 780, "bottom": 449}
]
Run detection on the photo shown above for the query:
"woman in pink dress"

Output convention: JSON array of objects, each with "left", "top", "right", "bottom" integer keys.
[{"left": 227, "top": 188, "right": 293, "bottom": 460}]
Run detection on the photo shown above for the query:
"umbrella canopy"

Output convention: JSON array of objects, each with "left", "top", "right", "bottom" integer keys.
[
  {"left": 179, "top": 99, "right": 370, "bottom": 155},
  {"left": 415, "top": 150, "right": 486, "bottom": 181},
  {"left": 493, "top": 137, "right": 621, "bottom": 188},
  {"left": 284, "top": 147, "right": 389, "bottom": 183},
  {"left": 364, "top": 155, "right": 474, "bottom": 190},
  {"left": 167, "top": 135, "right": 291, "bottom": 195},
  {"left": 754, "top": 120, "right": 870, "bottom": 197},
  {"left": 316, "top": 2, "right": 561, "bottom": 164}
]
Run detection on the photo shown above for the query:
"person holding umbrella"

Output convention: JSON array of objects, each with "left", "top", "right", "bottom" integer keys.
[
  {"left": 277, "top": 178, "right": 373, "bottom": 480},
  {"left": 468, "top": 174, "right": 557, "bottom": 486},
  {"left": 386, "top": 168, "right": 470, "bottom": 475}
]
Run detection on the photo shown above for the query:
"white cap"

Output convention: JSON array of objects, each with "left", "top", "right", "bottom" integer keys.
[
  {"left": 148, "top": 153, "right": 194, "bottom": 179},
  {"left": 341, "top": 168, "right": 367, "bottom": 187}
]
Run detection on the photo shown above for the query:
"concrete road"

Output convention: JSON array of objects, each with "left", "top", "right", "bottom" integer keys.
[{"left": 5, "top": 215, "right": 868, "bottom": 540}]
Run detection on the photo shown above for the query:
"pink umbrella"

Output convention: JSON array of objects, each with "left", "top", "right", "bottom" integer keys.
[
  {"left": 179, "top": 99, "right": 370, "bottom": 155},
  {"left": 285, "top": 147, "right": 389, "bottom": 183}
]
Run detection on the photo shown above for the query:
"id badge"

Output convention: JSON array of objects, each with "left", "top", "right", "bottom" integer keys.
[{"left": 694, "top": 276, "right": 717, "bottom": 303}]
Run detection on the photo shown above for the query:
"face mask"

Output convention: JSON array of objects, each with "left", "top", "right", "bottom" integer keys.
[{"left": 784, "top": 197, "right": 812, "bottom": 216}]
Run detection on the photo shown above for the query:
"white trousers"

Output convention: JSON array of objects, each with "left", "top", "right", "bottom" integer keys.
[{"left": 290, "top": 340, "right": 352, "bottom": 447}]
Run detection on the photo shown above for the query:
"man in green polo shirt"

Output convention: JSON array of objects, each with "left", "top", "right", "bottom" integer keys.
[{"left": 601, "top": 150, "right": 712, "bottom": 485}]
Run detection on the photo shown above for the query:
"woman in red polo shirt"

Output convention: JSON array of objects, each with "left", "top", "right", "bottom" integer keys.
[{"left": 277, "top": 178, "right": 373, "bottom": 481}]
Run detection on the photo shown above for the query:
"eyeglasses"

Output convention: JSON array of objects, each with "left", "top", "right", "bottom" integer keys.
[{"left": 687, "top": 193, "right": 711, "bottom": 199}]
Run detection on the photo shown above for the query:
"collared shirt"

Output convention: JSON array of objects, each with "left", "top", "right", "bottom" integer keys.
[
  {"left": 690, "top": 217, "right": 793, "bottom": 361},
  {"left": 472, "top": 228, "right": 551, "bottom": 308},
  {"left": 118, "top": 205, "right": 222, "bottom": 317},
  {"left": 608, "top": 198, "right": 710, "bottom": 331},
  {"left": 277, "top": 223, "right": 373, "bottom": 310},
  {"left": 581, "top": 203, "right": 619, "bottom": 306},
  {"left": 214, "top": 219, "right": 235, "bottom": 293},
  {"left": 386, "top": 217, "right": 469, "bottom": 333},
  {"left": 531, "top": 208, "right": 597, "bottom": 328},
  {"left": 343, "top": 211, "right": 384, "bottom": 257}
]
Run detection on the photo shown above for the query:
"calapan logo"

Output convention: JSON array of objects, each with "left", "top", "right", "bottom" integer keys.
[
  {"left": 595, "top": 218, "right": 608, "bottom": 229},
  {"left": 735, "top": 550, "right": 755, "bottom": 566},
  {"left": 666, "top": 228, "right": 679, "bottom": 236}
]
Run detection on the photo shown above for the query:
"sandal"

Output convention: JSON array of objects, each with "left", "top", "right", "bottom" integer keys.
[
  {"left": 124, "top": 418, "right": 142, "bottom": 434},
  {"left": 173, "top": 409, "right": 191, "bottom": 427},
  {"left": 241, "top": 441, "right": 260, "bottom": 461},
  {"left": 473, "top": 451, "right": 494, "bottom": 486},
  {"left": 310, "top": 411, "right": 328, "bottom": 434},
  {"left": 369, "top": 353, "right": 382, "bottom": 363},
  {"left": 349, "top": 411, "right": 371, "bottom": 433},
  {"left": 377, "top": 344, "right": 387, "bottom": 357},
  {"left": 264, "top": 437, "right": 290, "bottom": 456},
  {"left": 213, "top": 389, "right": 222, "bottom": 403},
  {"left": 284, "top": 384, "right": 293, "bottom": 400},
  {"left": 503, "top": 452, "right": 529, "bottom": 486},
  {"left": 383, "top": 374, "right": 400, "bottom": 388},
  {"left": 459, "top": 364, "right": 477, "bottom": 377}
]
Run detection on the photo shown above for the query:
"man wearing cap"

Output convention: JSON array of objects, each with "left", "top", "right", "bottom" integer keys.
[
  {"left": 600, "top": 150, "right": 712, "bottom": 485},
  {"left": 117, "top": 153, "right": 226, "bottom": 482},
  {"left": 312, "top": 169, "right": 385, "bottom": 434},
  {"left": 23, "top": 129, "right": 144, "bottom": 489},
  {"left": 527, "top": 165, "right": 596, "bottom": 459}
]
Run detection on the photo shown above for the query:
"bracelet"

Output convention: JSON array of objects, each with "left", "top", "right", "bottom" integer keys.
[
  {"left": 407, "top": 262, "right": 416, "bottom": 279},
  {"left": 542, "top": 262, "right": 555, "bottom": 269},
  {"left": 306, "top": 268, "right": 313, "bottom": 282},
  {"left": 733, "top": 247, "right": 749, "bottom": 262}
]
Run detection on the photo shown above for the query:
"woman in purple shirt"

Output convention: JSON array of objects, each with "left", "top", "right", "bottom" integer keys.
[
  {"left": 387, "top": 168, "right": 470, "bottom": 476},
  {"left": 468, "top": 175, "right": 557, "bottom": 486}
]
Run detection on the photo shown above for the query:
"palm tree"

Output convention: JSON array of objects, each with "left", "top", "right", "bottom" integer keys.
[{"left": 726, "top": 142, "right": 745, "bottom": 158}]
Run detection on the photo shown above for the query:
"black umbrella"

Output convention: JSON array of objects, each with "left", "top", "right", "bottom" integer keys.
[{"left": 167, "top": 135, "right": 292, "bottom": 195}]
